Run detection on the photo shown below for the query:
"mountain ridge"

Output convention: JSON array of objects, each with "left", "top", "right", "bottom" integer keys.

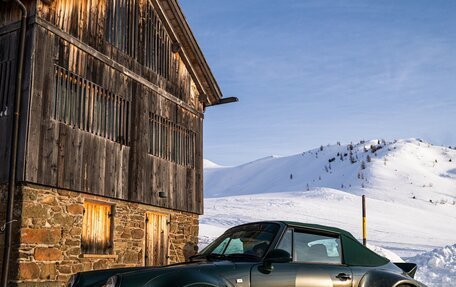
[{"left": 204, "top": 138, "right": 456, "bottom": 205}]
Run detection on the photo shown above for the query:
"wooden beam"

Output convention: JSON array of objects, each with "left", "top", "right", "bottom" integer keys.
[{"left": 35, "top": 16, "right": 204, "bottom": 118}]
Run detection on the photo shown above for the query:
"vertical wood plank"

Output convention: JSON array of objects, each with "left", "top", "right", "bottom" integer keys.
[
  {"left": 145, "top": 212, "right": 169, "bottom": 266},
  {"left": 25, "top": 28, "right": 46, "bottom": 182}
]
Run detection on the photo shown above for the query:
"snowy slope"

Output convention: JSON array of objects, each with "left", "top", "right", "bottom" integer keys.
[
  {"left": 200, "top": 139, "right": 456, "bottom": 285},
  {"left": 205, "top": 139, "right": 456, "bottom": 205},
  {"left": 200, "top": 189, "right": 455, "bottom": 257},
  {"left": 203, "top": 159, "right": 226, "bottom": 169}
]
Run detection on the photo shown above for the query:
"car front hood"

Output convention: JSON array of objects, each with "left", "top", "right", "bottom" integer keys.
[{"left": 117, "top": 260, "right": 253, "bottom": 287}]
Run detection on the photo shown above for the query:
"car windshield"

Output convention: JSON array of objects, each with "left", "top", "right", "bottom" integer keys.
[{"left": 196, "top": 223, "right": 280, "bottom": 261}]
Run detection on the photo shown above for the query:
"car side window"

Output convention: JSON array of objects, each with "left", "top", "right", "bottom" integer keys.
[
  {"left": 293, "top": 231, "right": 342, "bottom": 264},
  {"left": 276, "top": 228, "right": 293, "bottom": 255}
]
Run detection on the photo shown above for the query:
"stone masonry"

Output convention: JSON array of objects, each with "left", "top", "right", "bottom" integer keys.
[
  {"left": 0, "top": 184, "right": 7, "bottom": 278},
  {"left": 0, "top": 184, "right": 199, "bottom": 287}
]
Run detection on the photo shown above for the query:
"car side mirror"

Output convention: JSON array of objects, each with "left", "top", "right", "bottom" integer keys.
[{"left": 261, "top": 249, "right": 292, "bottom": 273}]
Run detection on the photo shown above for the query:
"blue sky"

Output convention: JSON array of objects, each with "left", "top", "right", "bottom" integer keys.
[{"left": 179, "top": 0, "right": 456, "bottom": 166}]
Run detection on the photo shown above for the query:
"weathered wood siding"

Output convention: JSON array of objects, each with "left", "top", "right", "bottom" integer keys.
[
  {"left": 0, "top": 30, "right": 17, "bottom": 183},
  {"left": 0, "top": 1, "right": 36, "bottom": 28},
  {"left": 21, "top": 0, "right": 204, "bottom": 214},
  {"left": 0, "top": 7, "right": 35, "bottom": 184},
  {"left": 37, "top": 0, "right": 197, "bottom": 108}
]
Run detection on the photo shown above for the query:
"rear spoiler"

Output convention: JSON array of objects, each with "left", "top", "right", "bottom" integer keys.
[{"left": 394, "top": 262, "right": 417, "bottom": 278}]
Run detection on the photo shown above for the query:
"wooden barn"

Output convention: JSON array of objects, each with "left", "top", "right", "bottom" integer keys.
[{"left": 0, "top": 0, "right": 232, "bottom": 285}]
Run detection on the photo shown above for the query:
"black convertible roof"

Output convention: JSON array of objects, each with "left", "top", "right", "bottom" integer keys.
[{"left": 280, "top": 221, "right": 357, "bottom": 240}]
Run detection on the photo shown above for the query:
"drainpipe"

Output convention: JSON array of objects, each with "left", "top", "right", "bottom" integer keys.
[{"left": 1, "top": 0, "right": 27, "bottom": 286}]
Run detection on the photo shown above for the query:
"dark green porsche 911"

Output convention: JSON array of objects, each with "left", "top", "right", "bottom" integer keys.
[{"left": 67, "top": 221, "right": 426, "bottom": 287}]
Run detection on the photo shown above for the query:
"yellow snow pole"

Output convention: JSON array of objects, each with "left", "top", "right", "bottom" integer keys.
[{"left": 362, "top": 195, "right": 367, "bottom": 246}]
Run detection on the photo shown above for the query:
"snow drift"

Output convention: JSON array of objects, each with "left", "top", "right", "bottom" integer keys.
[{"left": 409, "top": 244, "right": 456, "bottom": 286}]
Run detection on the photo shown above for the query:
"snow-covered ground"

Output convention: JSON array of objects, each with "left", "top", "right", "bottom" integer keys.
[
  {"left": 410, "top": 244, "right": 456, "bottom": 286},
  {"left": 201, "top": 139, "right": 456, "bottom": 286}
]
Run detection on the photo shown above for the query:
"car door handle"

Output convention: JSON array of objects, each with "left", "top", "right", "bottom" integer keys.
[{"left": 336, "top": 273, "right": 351, "bottom": 281}]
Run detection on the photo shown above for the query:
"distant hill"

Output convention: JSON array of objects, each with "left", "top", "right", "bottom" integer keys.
[
  {"left": 203, "top": 159, "right": 226, "bottom": 169},
  {"left": 204, "top": 138, "right": 456, "bottom": 205}
]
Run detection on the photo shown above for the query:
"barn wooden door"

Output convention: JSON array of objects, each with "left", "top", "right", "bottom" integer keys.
[{"left": 145, "top": 212, "right": 169, "bottom": 266}]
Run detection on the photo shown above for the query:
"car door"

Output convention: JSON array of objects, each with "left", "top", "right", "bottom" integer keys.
[{"left": 251, "top": 229, "right": 353, "bottom": 287}]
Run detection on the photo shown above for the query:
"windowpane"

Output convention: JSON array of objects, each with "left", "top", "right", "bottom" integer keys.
[
  {"left": 294, "top": 231, "right": 342, "bottom": 264},
  {"left": 224, "top": 239, "right": 244, "bottom": 254},
  {"left": 204, "top": 223, "right": 279, "bottom": 259},
  {"left": 211, "top": 238, "right": 229, "bottom": 255},
  {"left": 277, "top": 229, "right": 293, "bottom": 256}
]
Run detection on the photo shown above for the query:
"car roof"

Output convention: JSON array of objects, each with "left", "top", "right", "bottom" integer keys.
[
  {"left": 235, "top": 220, "right": 357, "bottom": 241},
  {"left": 278, "top": 221, "right": 390, "bottom": 267},
  {"left": 279, "top": 221, "right": 357, "bottom": 240},
  {"left": 228, "top": 221, "right": 390, "bottom": 267}
]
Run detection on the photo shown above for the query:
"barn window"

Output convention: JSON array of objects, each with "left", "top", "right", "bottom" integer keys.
[
  {"left": 143, "top": 2, "right": 172, "bottom": 79},
  {"left": 105, "top": 0, "right": 174, "bottom": 79},
  {"left": 106, "top": 0, "right": 139, "bottom": 58},
  {"left": 53, "top": 65, "right": 130, "bottom": 145},
  {"left": 149, "top": 113, "right": 196, "bottom": 167},
  {"left": 81, "top": 201, "right": 114, "bottom": 255},
  {"left": 0, "top": 60, "right": 12, "bottom": 118}
]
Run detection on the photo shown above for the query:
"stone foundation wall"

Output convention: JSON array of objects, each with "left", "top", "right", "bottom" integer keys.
[
  {"left": 0, "top": 184, "right": 24, "bottom": 285},
  {"left": 0, "top": 184, "right": 7, "bottom": 280},
  {"left": 8, "top": 184, "right": 199, "bottom": 287}
]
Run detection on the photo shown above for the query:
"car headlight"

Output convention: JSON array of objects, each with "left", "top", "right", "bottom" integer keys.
[
  {"left": 103, "top": 275, "right": 120, "bottom": 287},
  {"left": 66, "top": 274, "right": 79, "bottom": 287}
]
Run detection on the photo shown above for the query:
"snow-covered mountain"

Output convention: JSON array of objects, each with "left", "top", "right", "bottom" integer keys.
[
  {"left": 205, "top": 138, "right": 456, "bottom": 203},
  {"left": 203, "top": 159, "right": 226, "bottom": 169},
  {"left": 201, "top": 139, "right": 456, "bottom": 286}
]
